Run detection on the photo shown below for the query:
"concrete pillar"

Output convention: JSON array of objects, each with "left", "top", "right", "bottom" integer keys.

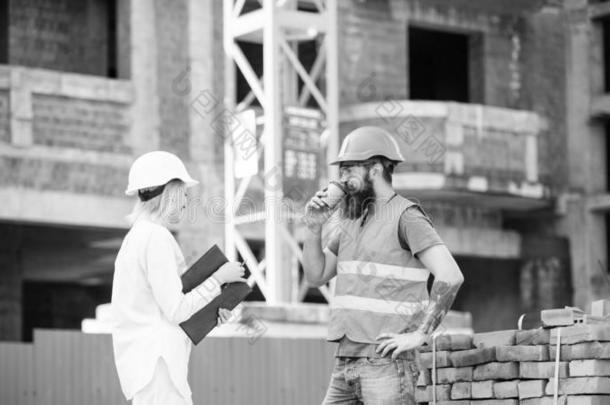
[
  {"left": 116, "top": 0, "right": 131, "bottom": 79},
  {"left": 172, "top": 0, "right": 226, "bottom": 264},
  {"left": 483, "top": 32, "right": 512, "bottom": 107},
  {"left": 128, "top": 0, "right": 159, "bottom": 154},
  {"left": 0, "top": 225, "right": 22, "bottom": 341},
  {"left": 561, "top": 197, "right": 592, "bottom": 310},
  {"left": 469, "top": 32, "right": 485, "bottom": 104},
  {"left": 562, "top": 0, "right": 604, "bottom": 310},
  {"left": 564, "top": 2, "right": 591, "bottom": 191}
]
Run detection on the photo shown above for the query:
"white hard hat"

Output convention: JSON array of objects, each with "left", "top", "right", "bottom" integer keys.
[{"left": 125, "top": 151, "right": 198, "bottom": 196}]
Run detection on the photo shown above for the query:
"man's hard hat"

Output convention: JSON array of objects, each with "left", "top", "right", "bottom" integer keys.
[
  {"left": 125, "top": 151, "right": 198, "bottom": 196},
  {"left": 330, "top": 126, "right": 404, "bottom": 165}
]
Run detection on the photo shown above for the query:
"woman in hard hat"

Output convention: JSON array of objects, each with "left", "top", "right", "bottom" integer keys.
[{"left": 111, "top": 151, "right": 246, "bottom": 405}]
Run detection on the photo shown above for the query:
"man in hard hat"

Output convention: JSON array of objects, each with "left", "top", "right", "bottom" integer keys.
[{"left": 303, "top": 126, "right": 464, "bottom": 404}]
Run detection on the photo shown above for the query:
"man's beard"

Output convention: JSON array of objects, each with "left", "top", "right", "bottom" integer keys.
[{"left": 341, "top": 175, "right": 375, "bottom": 220}]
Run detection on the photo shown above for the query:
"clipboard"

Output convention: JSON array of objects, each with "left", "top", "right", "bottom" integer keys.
[{"left": 179, "top": 244, "right": 252, "bottom": 345}]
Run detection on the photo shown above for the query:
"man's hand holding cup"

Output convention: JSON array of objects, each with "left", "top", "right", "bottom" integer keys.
[{"left": 303, "top": 181, "right": 347, "bottom": 233}]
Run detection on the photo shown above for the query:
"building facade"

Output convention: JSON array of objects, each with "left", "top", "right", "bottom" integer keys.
[{"left": 0, "top": 0, "right": 605, "bottom": 340}]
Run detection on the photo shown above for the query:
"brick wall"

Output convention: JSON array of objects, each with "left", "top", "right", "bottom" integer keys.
[
  {"left": 8, "top": 0, "right": 111, "bottom": 76},
  {"left": 338, "top": 0, "right": 526, "bottom": 108},
  {"left": 32, "top": 95, "right": 130, "bottom": 153},
  {"left": 338, "top": 0, "right": 408, "bottom": 105},
  {"left": 520, "top": 9, "right": 568, "bottom": 192},
  {"left": 483, "top": 30, "right": 515, "bottom": 108}
]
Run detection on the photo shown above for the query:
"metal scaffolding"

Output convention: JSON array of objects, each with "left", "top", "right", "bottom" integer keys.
[{"left": 223, "top": 0, "right": 339, "bottom": 304}]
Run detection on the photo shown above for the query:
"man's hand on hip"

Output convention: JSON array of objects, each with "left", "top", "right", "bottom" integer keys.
[{"left": 375, "top": 331, "right": 427, "bottom": 360}]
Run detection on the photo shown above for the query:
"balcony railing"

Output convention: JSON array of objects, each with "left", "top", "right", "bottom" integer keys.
[{"left": 340, "top": 100, "right": 550, "bottom": 210}]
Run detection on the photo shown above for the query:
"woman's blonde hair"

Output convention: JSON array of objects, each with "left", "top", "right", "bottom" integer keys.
[{"left": 126, "top": 179, "right": 187, "bottom": 226}]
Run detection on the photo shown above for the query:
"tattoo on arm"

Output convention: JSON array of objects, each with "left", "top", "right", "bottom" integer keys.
[{"left": 417, "top": 279, "right": 462, "bottom": 336}]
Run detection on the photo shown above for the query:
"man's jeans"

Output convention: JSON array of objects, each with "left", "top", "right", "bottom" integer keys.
[{"left": 322, "top": 353, "right": 420, "bottom": 405}]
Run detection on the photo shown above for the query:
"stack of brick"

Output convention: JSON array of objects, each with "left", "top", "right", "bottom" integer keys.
[{"left": 415, "top": 325, "right": 610, "bottom": 404}]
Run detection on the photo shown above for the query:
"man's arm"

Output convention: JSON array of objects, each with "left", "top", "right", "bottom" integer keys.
[
  {"left": 302, "top": 190, "right": 339, "bottom": 287},
  {"left": 376, "top": 244, "right": 463, "bottom": 358},
  {"left": 415, "top": 244, "right": 464, "bottom": 337},
  {"left": 302, "top": 229, "right": 338, "bottom": 287}
]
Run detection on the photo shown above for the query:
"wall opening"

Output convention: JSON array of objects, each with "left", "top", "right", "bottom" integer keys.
[
  {"left": 409, "top": 26, "right": 470, "bottom": 102},
  {"left": 0, "top": 0, "right": 7, "bottom": 64},
  {"left": 6, "top": 0, "right": 120, "bottom": 77},
  {"left": 22, "top": 281, "right": 110, "bottom": 342},
  {"left": 452, "top": 256, "right": 521, "bottom": 332},
  {"left": 0, "top": 222, "right": 124, "bottom": 342},
  {"left": 106, "top": 0, "right": 118, "bottom": 78}
]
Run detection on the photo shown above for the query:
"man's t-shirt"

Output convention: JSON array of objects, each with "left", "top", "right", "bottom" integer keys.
[{"left": 326, "top": 204, "right": 444, "bottom": 357}]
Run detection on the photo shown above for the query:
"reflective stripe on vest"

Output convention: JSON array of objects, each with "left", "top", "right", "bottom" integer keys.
[{"left": 327, "top": 195, "right": 432, "bottom": 344}]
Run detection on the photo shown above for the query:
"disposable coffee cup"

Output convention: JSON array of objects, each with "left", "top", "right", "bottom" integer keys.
[{"left": 321, "top": 181, "right": 347, "bottom": 209}]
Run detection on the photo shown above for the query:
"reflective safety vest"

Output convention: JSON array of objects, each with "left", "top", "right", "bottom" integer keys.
[{"left": 328, "top": 195, "right": 431, "bottom": 344}]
